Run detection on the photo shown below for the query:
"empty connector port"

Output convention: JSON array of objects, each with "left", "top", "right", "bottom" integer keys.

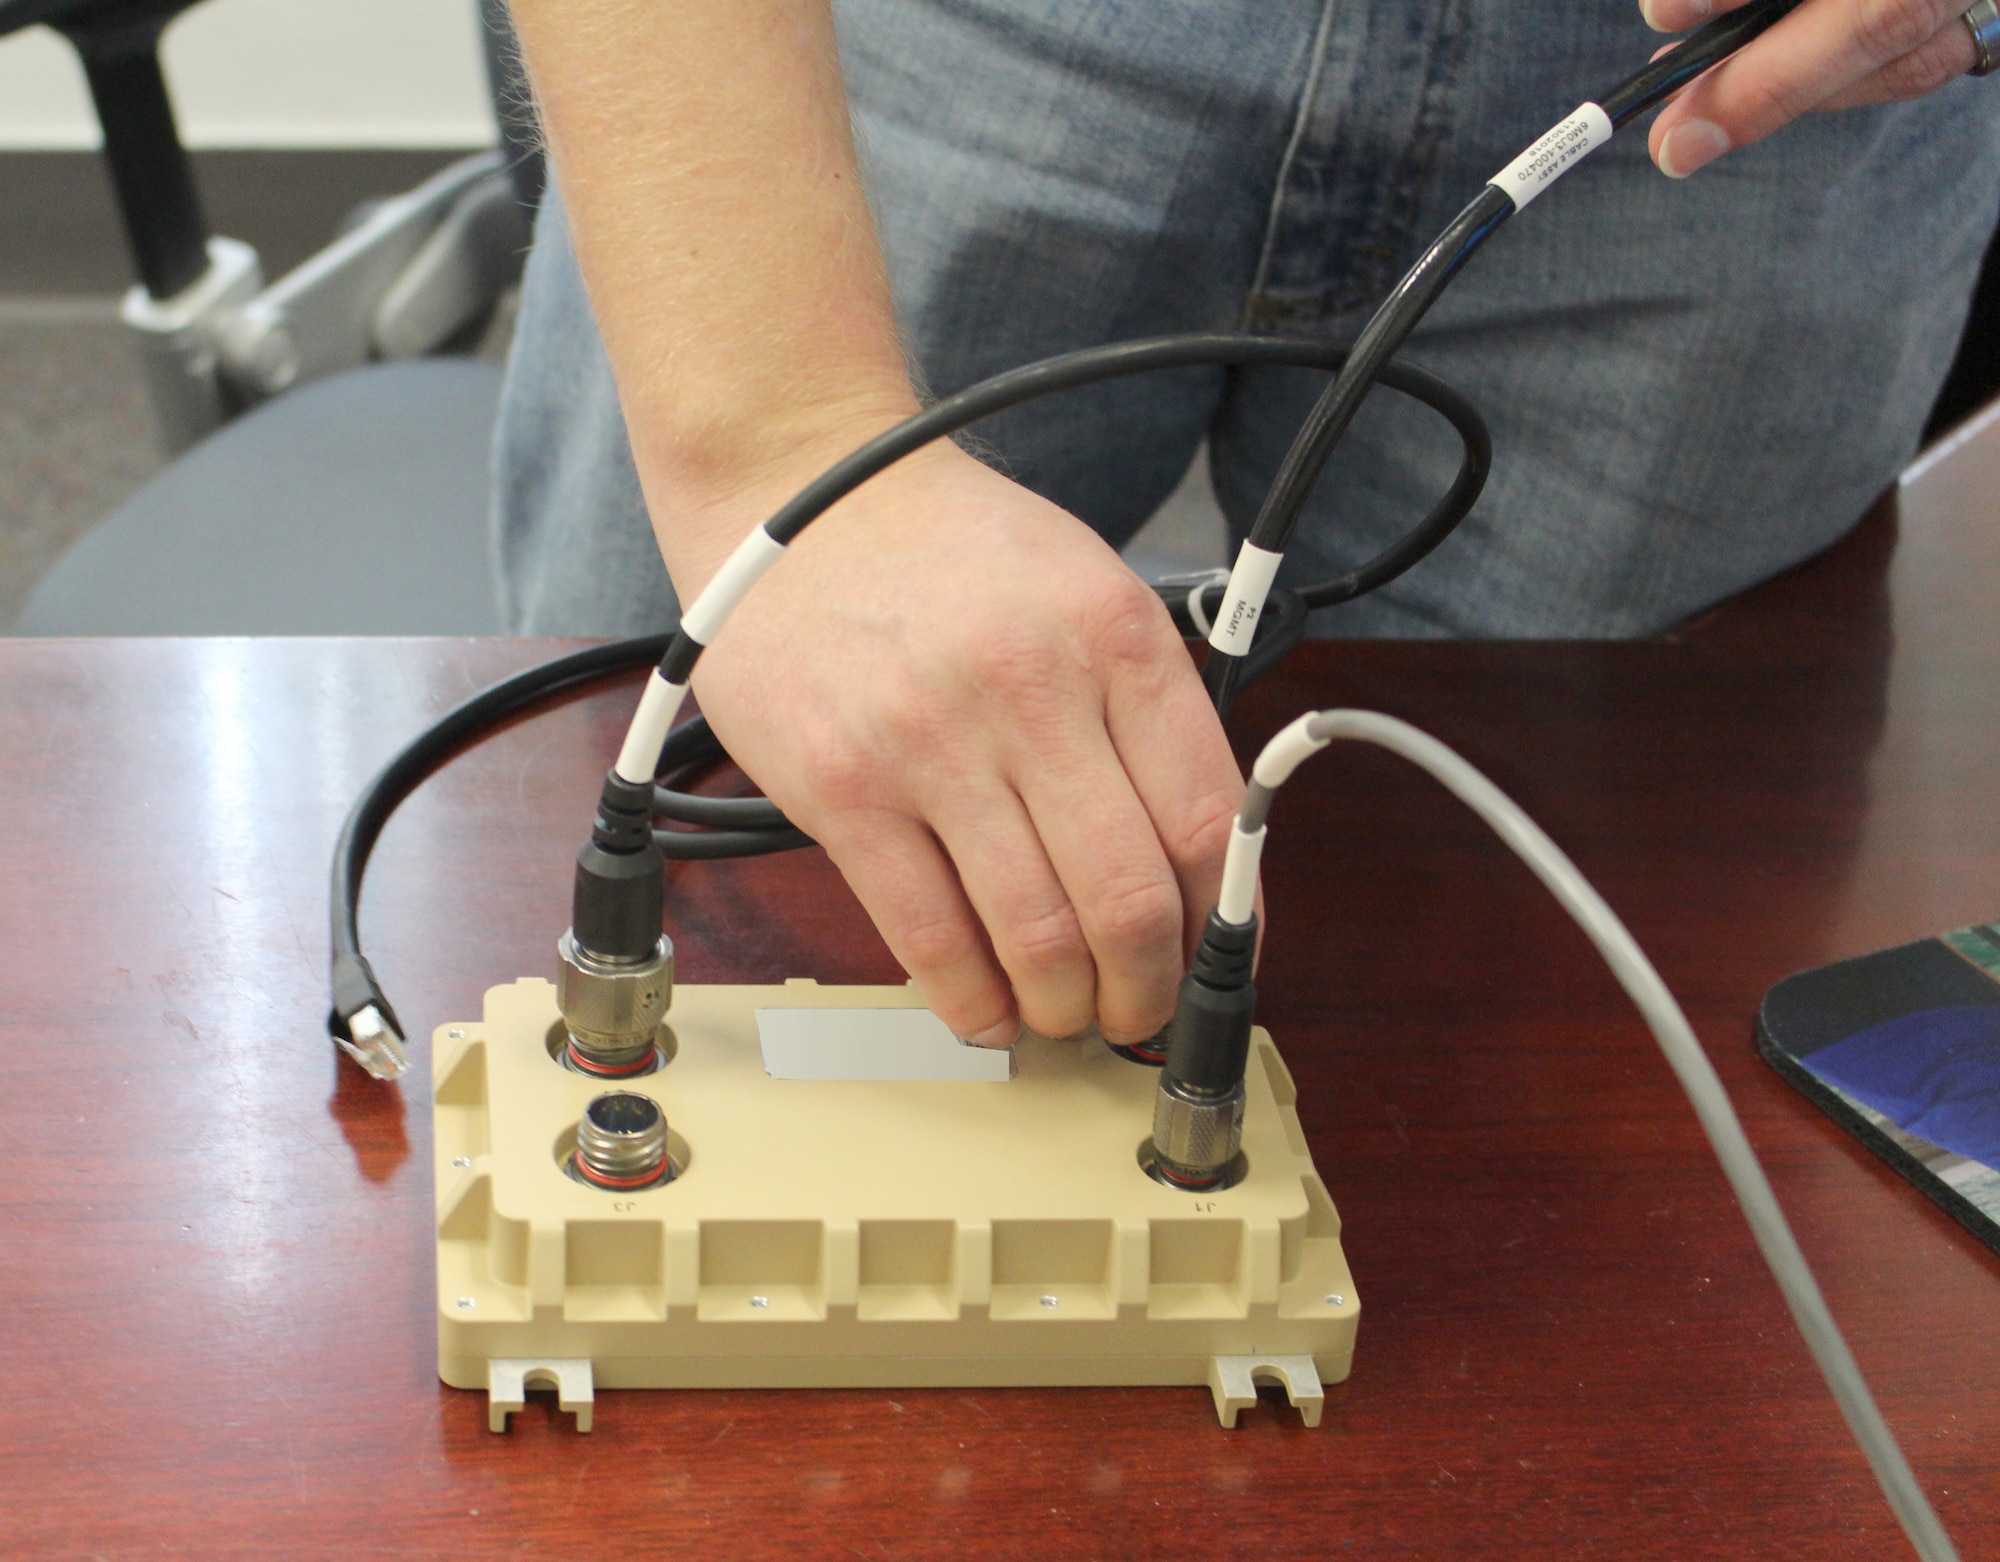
[{"left": 567, "top": 1091, "right": 676, "bottom": 1191}]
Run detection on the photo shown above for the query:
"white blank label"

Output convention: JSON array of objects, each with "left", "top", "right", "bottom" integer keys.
[{"left": 755, "top": 1008, "right": 1015, "bottom": 1082}]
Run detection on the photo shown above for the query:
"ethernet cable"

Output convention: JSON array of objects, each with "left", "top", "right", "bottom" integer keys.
[{"left": 1222, "top": 709, "right": 1958, "bottom": 1562}]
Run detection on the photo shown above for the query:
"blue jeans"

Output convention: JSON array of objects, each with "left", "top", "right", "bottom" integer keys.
[{"left": 494, "top": 0, "right": 2000, "bottom": 638}]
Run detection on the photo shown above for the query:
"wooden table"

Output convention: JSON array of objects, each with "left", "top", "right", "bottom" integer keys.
[{"left": 3, "top": 411, "right": 1997, "bottom": 1559}]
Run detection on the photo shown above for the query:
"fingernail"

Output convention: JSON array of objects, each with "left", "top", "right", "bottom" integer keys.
[
  {"left": 1658, "top": 118, "right": 1730, "bottom": 179},
  {"left": 1640, "top": 0, "right": 1710, "bottom": 31},
  {"left": 964, "top": 1019, "right": 1022, "bottom": 1050}
]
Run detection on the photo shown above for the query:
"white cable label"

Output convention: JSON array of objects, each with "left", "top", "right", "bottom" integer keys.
[
  {"left": 1250, "top": 712, "right": 1332, "bottom": 790},
  {"left": 613, "top": 672, "right": 690, "bottom": 783},
  {"left": 1216, "top": 819, "right": 1267, "bottom": 928},
  {"left": 1206, "top": 543, "right": 1285, "bottom": 656},
  {"left": 1488, "top": 102, "right": 1611, "bottom": 211},
  {"left": 679, "top": 526, "right": 788, "bottom": 647}
]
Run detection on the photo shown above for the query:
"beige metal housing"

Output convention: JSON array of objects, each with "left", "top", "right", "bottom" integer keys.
[{"left": 434, "top": 978, "right": 1356, "bottom": 1427}]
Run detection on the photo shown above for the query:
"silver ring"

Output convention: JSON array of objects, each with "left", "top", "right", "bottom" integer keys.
[{"left": 1967, "top": 0, "right": 2000, "bottom": 77}]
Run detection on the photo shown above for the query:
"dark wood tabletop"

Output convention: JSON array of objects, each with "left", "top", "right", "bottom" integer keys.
[{"left": 3, "top": 408, "right": 1998, "bottom": 1560}]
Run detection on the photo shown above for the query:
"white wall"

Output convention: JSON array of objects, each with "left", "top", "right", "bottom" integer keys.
[{"left": 0, "top": 0, "right": 498, "bottom": 149}]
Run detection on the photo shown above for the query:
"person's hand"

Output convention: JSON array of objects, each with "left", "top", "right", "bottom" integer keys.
[
  {"left": 676, "top": 438, "right": 1245, "bottom": 1050},
  {"left": 1641, "top": 0, "right": 1981, "bottom": 177}
]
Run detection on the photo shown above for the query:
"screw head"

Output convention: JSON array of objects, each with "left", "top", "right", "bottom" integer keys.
[
  {"left": 450, "top": 1156, "right": 472, "bottom": 1169},
  {"left": 1324, "top": 1293, "right": 1345, "bottom": 1307},
  {"left": 455, "top": 1297, "right": 476, "bottom": 1310},
  {"left": 750, "top": 1295, "right": 770, "bottom": 1309},
  {"left": 447, "top": 1028, "right": 466, "bottom": 1040},
  {"left": 1039, "top": 1294, "right": 1060, "bottom": 1309}
]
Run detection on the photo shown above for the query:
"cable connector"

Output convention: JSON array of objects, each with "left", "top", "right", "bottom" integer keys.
[
  {"left": 328, "top": 943, "right": 409, "bottom": 1079},
  {"left": 332, "top": 1002, "right": 409, "bottom": 1081},
  {"left": 572, "top": 770, "right": 666, "bottom": 959},
  {"left": 1147, "top": 910, "right": 1257, "bottom": 1190},
  {"left": 560, "top": 770, "right": 671, "bottom": 1072}
]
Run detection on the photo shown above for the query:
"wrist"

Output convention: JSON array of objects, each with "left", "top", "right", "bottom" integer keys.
[{"left": 635, "top": 387, "right": 925, "bottom": 597}]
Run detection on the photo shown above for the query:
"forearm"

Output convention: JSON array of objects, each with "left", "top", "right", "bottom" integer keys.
[{"left": 508, "top": 0, "right": 920, "bottom": 591}]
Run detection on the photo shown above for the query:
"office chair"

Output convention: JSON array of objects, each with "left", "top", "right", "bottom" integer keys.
[{"left": 7, "top": 0, "right": 541, "bottom": 634}]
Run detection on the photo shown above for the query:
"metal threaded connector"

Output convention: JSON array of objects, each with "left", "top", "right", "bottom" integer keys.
[
  {"left": 1144, "top": 908, "right": 1257, "bottom": 1191},
  {"left": 572, "top": 1091, "right": 671, "bottom": 1190},
  {"left": 1149, "top": 1076, "right": 1246, "bottom": 1189},
  {"left": 557, "top": 928, "right": 672, "bottom": 1074}
]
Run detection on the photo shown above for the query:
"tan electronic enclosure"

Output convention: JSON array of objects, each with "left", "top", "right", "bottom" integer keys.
[{"left": 433, "top": 979, "right": 1356, "bottom": 1429}]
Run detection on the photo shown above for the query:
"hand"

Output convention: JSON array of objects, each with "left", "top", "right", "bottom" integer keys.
[
  {"left": 678, "top": 440, "right": 1245, "bottom": 1049},
  {"left": 1640, "top": 0, "right": 1980, "bottom": 177}
]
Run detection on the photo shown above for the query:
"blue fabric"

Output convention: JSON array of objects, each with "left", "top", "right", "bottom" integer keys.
[
  {"left": 493, "top": 0, "right": 2000, "bottom": 638},
  {"left": 1804, "top": 1005, "right": 2000, "bottom": 1169}
]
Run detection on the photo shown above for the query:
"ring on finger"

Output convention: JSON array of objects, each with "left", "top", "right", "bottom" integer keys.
[{"left": 1967, "top": 0, "right": 2000, "bottom": 77}]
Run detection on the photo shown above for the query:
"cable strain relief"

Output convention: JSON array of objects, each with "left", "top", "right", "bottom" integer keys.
[
  {"left": 329, "top": 953, "right": 397, "bottom": 1038},
  {"left": 1161, "top": 912, "right": 1259, "bottom": 1095},
  {"left": 571, "top": 841, "right": 664, "bottom": 961},
  {"left": 591, "top": 769, "right": 657, "bottom": 854},
  {"left": 573, "top": 774, "right": 666, "bottom": 961},
  {"left": 1189, "top": 910, "right": 1257, "bottom": 989}
]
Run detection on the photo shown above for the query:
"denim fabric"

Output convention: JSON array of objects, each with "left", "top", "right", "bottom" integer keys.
[{"left": 493, "top": 0, "right": 2000, "bottom": 638}]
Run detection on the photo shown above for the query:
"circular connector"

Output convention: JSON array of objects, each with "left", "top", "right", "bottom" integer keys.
[
  {"left": 546, "top": 1018, "right": 674, "bottom": 1078},
  {"left": 1138, "top": 1138, "right": 1249, "bottom": 1192},
  {"left": 1144, "top": 1075, "right": 1248, "bottom": 1190},
  {"left": 557, "top": 929, "right": 673, "bottom": 1074},
  {"left": 568, "top": 1091, "right": 673, "bottom": 1191}
]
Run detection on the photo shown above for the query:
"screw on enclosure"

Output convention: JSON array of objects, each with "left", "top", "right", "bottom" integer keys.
[
  {"left": 456, "top": 1297, "right": 476, "bottom": 1309},
  {"left": 1040, "top": 1295, "right": 1060, "bottom": 1309},
  {"left": 451, "top": 1156, "right": 472, "bottom": 1169},
  {"left": 447, "top": 1028, "right": 466, "bottom": 1039},
  {"left": 1324, "top": 1294, "right": 1345, "bottom": 1306},
  {"left": 750, "top": 1295, "right": 769, "bottom": 1309}
]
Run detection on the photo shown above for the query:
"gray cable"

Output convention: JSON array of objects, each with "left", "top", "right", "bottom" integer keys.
[{"left": 1279, "top": 710, "right": 1956, "bottom": 1561}]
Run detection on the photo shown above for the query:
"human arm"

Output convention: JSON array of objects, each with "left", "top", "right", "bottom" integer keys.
[{"left": 504, "top": 0, "right": 1244, "bottom": 1047}]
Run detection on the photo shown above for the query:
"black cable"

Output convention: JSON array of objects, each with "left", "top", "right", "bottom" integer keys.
[
  {"left": 328, "top": 632, "right": 674, "bottom": 1049},
  {"left": 330, "top": 0, "right": 1802, "bottom": 1058},
  {"left": 653, "top": 714, "right": 813, "bottom": 853},
  {"left": 327, "top": 334, "right": 1477, "bottom": 1048},
  {"left": 1228, "top": 585, "right": 1310, "bottom": 687},
  {"left": 758, "top": 338, "right": 1481, "bottom": 554},
  {"left": 651, "top": 336, "right": 1485, "bottom": 689},
  {"left": 1198, "top": 0, "right": 1804, "bottom": 713},
  {"left": 652, "top": 825, "right": 817, "bottom": 859},
  {"left": 654, "top": 792, "right": 790, "bottom": 829},
  {"left": 1243, "top": 187, "right": 1512, "bottom": 567},
  {"left": 1250, "top": 0, "right": 1802, "bottom": 565},
  {"left": 1599, "top": 0, "right": 1804, "bottom": 128}
]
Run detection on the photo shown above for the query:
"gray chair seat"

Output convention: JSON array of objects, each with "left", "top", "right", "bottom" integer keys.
[{"left": 14, "top": 357, "right": 505, "bottom": 635}]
